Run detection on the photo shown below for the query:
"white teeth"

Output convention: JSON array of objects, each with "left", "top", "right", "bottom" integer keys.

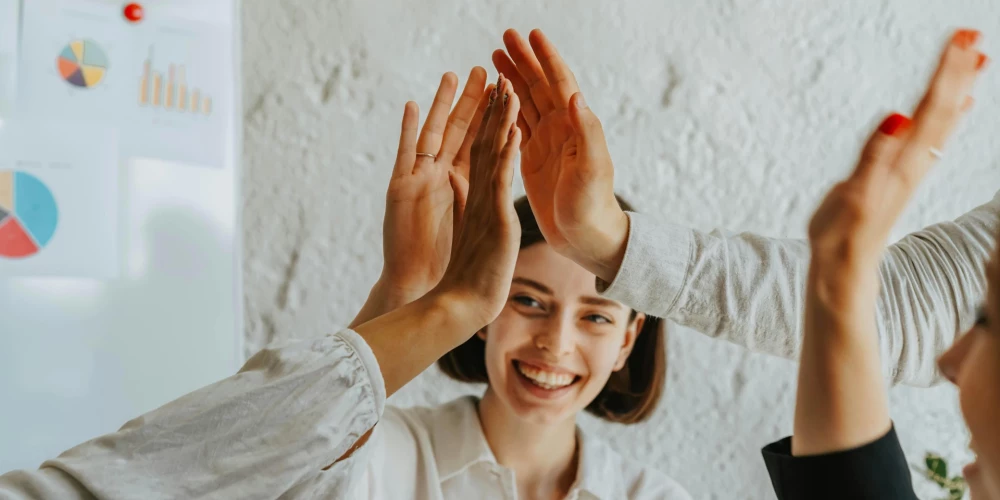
[{"left": 515, "top": 362, "right": 575, "bottom": 389}]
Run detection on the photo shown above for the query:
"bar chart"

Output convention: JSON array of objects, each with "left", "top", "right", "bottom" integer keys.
[{"left": 138, "top": 47, "right": 212, "bottom": 115}]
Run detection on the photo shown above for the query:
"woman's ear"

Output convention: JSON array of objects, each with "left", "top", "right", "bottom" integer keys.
[
  {"left": 476, "top": 327, "right": 488, "bottom": 341},
  {"left": 614, "top": 312, "right": 644, "bottom": 371}
]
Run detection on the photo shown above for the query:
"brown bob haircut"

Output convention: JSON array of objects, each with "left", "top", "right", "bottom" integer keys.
[{"left": 437, "top": 195, "right": 666, "bottom": 424}]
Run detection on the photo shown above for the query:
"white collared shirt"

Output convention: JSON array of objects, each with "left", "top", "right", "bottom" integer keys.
[{"left": 352, "top": 396, "right": 691, "bottom": 499}]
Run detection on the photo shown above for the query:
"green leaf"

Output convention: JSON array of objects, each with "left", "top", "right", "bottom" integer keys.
[
  {"left": 948, "top": 488, "right": 965, "bottom": 500},
  {"left": 926, "top": 453, "right": 949, "bottom": 484}
]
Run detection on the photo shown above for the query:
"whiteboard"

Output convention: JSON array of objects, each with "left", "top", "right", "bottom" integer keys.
[{"left": 0, "top": 0, "right": 243, "bottom": 472}]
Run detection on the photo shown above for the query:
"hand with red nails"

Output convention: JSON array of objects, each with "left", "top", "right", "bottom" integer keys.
[
  {"left": 791, "top": 28, "right": 988, "bottom": 458},
  {"left": 492, "top": 29, "right": 629, "bottom": 284},
  {"left": 351, "top": 69, "right": 494, "bottom": 327}
]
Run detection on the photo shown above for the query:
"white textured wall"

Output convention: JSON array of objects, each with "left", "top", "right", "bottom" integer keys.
[{"left": 242, "top": 1, "right": 1000, "bottom": 498}]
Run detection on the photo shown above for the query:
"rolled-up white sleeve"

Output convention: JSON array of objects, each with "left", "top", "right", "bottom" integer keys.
[
  {"left": 0, "top": 328, "right": 386, "bottom": 500},
  {"left": 599, "top": 190, "right": 1000, "bottom": 387}
]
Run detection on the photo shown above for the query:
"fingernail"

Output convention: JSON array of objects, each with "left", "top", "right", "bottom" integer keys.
[
  {"left": 977, "top": 53, "right": 989, "bottom": 70},
  {"left": 497, "top": 73, "right": 504, "bottom": 88},
  {"left": 878, "top": 113, "right": 911, "bottom": 136},
  {"left": 503, "top": 92, "right": 509, "bottom": 107},
  {"left": 954, "top": 29, "right": 981, "bottom": 49},
  {"left": 575, "top": 93, "right": 587, "bottom": 109}
]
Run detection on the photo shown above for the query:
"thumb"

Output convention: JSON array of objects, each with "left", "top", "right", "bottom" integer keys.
[{"left": 568, "top": 92, "right": 608, "bottom": 154}]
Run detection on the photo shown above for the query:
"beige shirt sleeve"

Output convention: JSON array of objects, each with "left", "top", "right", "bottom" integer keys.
[
  {"left": 599, "top": 191, "right": 1000, "bottom": 387},
  {"left": 0, "top": 328, "right": 386, "bottom": 500}
]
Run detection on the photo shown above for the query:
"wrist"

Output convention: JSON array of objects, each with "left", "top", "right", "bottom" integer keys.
[
  {"left": 805, "top": 263, "right": 879, "bottom": 325},
  {"left": 422, "top": 287, "right": 493, "bottom": 336},
  {"left": 567, "top": 209, "right": 630, "bottom": 283},
  {"left": 374, "top": 274, "right": 432, "bottom": 311}
]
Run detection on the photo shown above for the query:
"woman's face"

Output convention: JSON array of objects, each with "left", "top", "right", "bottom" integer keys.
[
  {"left": 479, "top": 242, "right": 644, "bottom": 425},
  {"left": 938, "top": 254, "right": 1000, "bottom": 499}
]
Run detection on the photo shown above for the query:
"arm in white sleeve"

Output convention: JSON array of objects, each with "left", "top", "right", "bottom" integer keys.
[
  {"left": 599, "top": 191, "right": 1000, "bottom": 387},
  {"left": 0, "top": 328, "right": 386, "bottom": 500}
]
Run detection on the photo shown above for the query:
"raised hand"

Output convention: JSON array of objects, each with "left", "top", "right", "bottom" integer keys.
[
  {"left": 381, "top": 68, "right": 492, "bottom": 300},
  {"left": 351, "top": 69, "right": 493, "bottom": 328},
  {"left": 807, "top": 29, "right": 986, "bottom": 327},
  {"left": 492, "top": 29, "right": 629, "bottom": 282},
  {"left": 433, "top": 75, "right": 523, "bottom": 328},
  {"left": 794, "top": 29, "right": 988, "bottom": 457},
  {"left": 350, "top": 76, "right": 521, "bottom": 403}
]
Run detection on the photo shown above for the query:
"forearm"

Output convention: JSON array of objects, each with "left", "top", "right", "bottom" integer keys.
[
  {"left": 349, "top": 276, "right": 428, "bottom": 329},
  {"left": 601, "top": 198, "right": 998, "bottom": 386},
  {"left": 2, "top": 329, "right": 387, "bottom": 498},
  {"left": 0, "top": 469, "right": 91, "bottom": 499},
  {"left": 876, "top": 196, "right": 997, "bottom": 385},
  {"left": 354, "top": 289, "right": 480, "bottom": 396},
  {"left": 598, "top": 212, "right": 810, "bottom": 358},
  {"left": 792, "top": 266, "right": 891, "bottom": 456}
]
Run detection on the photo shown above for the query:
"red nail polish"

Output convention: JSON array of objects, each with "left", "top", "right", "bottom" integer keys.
[
  {"left": 954, "top": 29, "right": 981, "bottom": 49},
  {"left": 977, "top": 53, "right": 989, "bottom": 70},
  {"left": 879, "top": 113, "right": 911, "bottom": 136}
]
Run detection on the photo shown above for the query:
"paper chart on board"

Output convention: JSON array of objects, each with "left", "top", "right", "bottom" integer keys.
[
  {"left": 16, "top": 0, "right": 232, "bottom": 168},
  {"left": 0, "top": 121, "right": 120, "bottom": 278}
]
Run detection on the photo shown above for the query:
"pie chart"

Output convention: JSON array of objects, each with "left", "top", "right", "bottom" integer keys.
[
  {"left": 0, "top": 171, "right": 58, "bottom": 259},
  {"left": 57, "top": 39, "right": 109, "bottom": 88}
]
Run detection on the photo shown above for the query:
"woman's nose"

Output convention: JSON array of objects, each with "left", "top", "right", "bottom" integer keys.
[{"left": 534, "top": 316, "right": 576, "bottom": 356}]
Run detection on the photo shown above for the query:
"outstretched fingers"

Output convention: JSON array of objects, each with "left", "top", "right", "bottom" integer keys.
[
  {"left": 527, "top": 29, "right": 581, "bottom": 111},
  {"left": 503, "top": 28, "right": 555, "bottom": 117},
  {"left": 892, "top": 29, "right": 986, "bottom": 193},
  {"left": 392, "top": 101, "right": 420, "bottom": 178},
  {"left": 439, "top": 67, "right": 488, "bottom": 164},
  {"left": 414, "top": 72, "right": 459, "bottom": 171}
]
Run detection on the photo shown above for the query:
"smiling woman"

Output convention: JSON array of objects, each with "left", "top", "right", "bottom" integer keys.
[
  {"left": 349, "top": 193, "right": 683, "bottom": 500},
  {"left": 439, "top": 195, "right": 666, "bottom": 425}
]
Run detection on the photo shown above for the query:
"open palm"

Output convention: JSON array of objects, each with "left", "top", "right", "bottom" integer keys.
[
  {"left": 381, "top": 68, "right": 492, "bottom": 300},
  {"left": 492, "top": 29, "right": 626, "bottom": 278}
]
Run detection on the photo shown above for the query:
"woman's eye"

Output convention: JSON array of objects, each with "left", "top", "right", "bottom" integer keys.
[
  {"left": 585, "top": 314, "right": 612, "bottom": 325},
  {"left": 513, "top": 296, "right": 542, "bottom": 309}
]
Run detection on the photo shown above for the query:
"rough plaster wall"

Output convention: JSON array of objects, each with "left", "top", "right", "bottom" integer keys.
[{"left": 241, "top": 1, "right": 1000, "bottom": 498}]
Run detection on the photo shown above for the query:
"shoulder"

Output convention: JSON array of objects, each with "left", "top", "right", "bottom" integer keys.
[
  {"left": 378, "top": 396, "right": 479, "bottom": 450},
  {"left": 580, "top": 432, "right": 691, "bottom": 500},
  {"left": 383, "top": 395, "right": 477, "bottom": 431}
]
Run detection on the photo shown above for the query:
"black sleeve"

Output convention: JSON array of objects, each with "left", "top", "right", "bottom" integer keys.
[{"left": 761, "top": 426, "right": 919, "bottom": 500}]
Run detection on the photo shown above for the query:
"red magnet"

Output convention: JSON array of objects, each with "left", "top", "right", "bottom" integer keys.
[{"left": 123, "top": 2, "right": 144, "bottom": 23}]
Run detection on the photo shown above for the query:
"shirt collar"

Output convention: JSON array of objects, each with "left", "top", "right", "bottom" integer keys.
[
  {"left": 428, "top": 396, "right": 627, "bottom": 499},
  {"left": 571, "top": 427, "right": 627, "bottom": 499},
  {"left": 430, "top": 396, "right": 497, "bottom": 481}
]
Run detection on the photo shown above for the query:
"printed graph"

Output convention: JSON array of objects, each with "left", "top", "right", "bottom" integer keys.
[
  {"left": 138, "top": 47, "right": 213, "bottom": 115},
  {"left": 57, "top": 39, "right": 108, "bottom": 88},
  {"left": 0, "top": 171, "right": 58, "bottom": 259}
]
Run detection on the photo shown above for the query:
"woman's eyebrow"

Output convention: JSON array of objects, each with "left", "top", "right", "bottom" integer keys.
[
  {"left": 511, "top": 277, "right": 553, "bottom": 294},
  {"left": 579, "top": 296, "right": 626, "bottom": 309}
]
